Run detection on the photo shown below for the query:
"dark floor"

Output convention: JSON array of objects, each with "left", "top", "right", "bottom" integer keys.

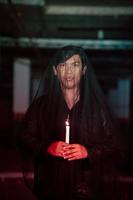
[
  {"left": 0, "top": 147, "right": 133, "bottom": 200},
  {"left": 0, "top": 147, "right": 36, "bottom": 200}
]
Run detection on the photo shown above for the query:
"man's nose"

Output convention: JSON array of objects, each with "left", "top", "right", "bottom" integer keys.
[{"left": 65, "top": 64, "right": 73, "bottom": 73}]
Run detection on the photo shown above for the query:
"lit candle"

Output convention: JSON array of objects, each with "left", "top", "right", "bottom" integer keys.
[{"left": 65, "top": 115, "right": 70, "bottom": 144}]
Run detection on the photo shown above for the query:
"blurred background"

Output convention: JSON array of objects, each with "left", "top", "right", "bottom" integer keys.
[{"left": 0, "top": 0, "right": 133, "bottom": 199}]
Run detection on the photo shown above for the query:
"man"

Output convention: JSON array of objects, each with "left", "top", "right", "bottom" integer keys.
[{"left": 19, "top": 46, "right": 125, "bottom": 200}]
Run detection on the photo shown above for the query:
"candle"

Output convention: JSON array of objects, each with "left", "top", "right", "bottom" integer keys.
[{"left": 65, "top": 115, "right": 70, "bottom": 144}]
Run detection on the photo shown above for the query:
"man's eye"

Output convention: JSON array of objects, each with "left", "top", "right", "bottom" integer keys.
[
  {"left": 73, "top": 62, "right": 80, "bottom": 67},
  {"left": 59, "top": 63, "right": 65, "bottom": 69}
]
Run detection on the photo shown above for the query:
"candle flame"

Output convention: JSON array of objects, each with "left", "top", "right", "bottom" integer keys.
[
  {"left": 65, "top": 120, "right": 69, "bottom": 126},
  {"left": 65, "top": 114, "right": 70, "bottom": 126}
]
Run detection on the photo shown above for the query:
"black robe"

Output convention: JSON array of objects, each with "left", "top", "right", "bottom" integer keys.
[{"left": 18, "top": 93, "right": 126, "bottom": 200}]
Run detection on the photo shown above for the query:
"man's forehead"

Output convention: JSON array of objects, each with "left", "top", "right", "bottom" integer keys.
[{"left": 64, "top": 54, "right": 81, "bottom": 63}]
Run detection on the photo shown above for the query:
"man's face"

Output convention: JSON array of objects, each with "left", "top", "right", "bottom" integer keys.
[{"left": 53, "top": 54, "right": 85, "bottom": 90}]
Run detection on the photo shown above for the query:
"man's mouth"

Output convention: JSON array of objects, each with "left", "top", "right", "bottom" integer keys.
[{"left": 65, "top": 77, "right": 74, "bottom": 81}]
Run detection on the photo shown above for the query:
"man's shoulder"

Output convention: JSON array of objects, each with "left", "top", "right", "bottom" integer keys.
[{"left": 30, "top": 94, "right": 49, "bottom": 109}]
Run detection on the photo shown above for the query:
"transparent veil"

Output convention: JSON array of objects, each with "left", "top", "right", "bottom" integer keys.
[{"left": 18, "top": 46, "right": 126, "bottom": 200}]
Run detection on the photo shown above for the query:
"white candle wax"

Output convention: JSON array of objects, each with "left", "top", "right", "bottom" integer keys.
[{"left": 65, "top": 119, "right": 70, "bottom": 144}]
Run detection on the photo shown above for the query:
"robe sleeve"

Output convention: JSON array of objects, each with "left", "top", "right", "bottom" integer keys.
[
  {"left": 18, "top": 97, "right": 50, "bottom": 159},
  {"left": 87, "top": 108, "right": 127, "bottom": 167}
]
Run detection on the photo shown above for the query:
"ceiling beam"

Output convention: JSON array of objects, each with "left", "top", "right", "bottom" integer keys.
[
  {"left": 0, "top": 0, "right": 45, "bottom": 6},
  {"left": 0, "top": 37, "right": 133, "bottom": 49},
  {"left": 45, "top": 5, "right": 133, "bottom": 16}
]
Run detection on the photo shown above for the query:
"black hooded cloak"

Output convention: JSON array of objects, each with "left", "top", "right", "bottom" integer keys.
[{"left": 18, "top": 46, "right": 126, "bottom": 200}]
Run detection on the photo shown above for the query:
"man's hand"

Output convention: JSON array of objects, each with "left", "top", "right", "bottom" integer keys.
[
  {"left": 47, "top": 142, "right": 88, "bottom": 161},
  {"left": 47, "top": 141, "right": 66, "bottom": 157},
  {"left": 63, "top": 144, "right": 88, "bottom": 161}
]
